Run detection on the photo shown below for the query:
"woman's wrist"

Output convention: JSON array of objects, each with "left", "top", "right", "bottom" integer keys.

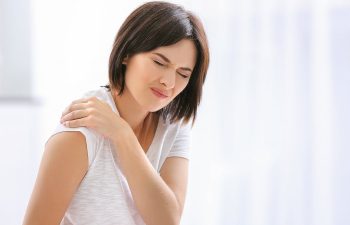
[{"left": 111, "top": 124, "right": 135, "bottom": 149}]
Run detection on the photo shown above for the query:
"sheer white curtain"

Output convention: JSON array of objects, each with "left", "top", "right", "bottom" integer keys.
[{"left": 181, "top": 0, "right": 350, "bottom": 225}]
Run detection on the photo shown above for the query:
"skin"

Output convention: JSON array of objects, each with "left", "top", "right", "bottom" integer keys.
[
  {"left": 114, "top": 38, "right": 195, "bottom": 135},
  {"left": 23, "top": 39, "right": 197, "bottom": 225}
]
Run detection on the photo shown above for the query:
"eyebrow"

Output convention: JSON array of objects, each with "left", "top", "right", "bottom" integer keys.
[{"left": 152, "top": 52, "right": 193, "bottom": 72}]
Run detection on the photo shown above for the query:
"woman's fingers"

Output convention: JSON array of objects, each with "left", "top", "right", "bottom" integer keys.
[
  {"left": 61, "top": 102, "right": 89, "bottom": 117},
  {"left": 60, "top": 109, "right": 89, "bottom": 123},
  {"left": 61, "top": 97, "right": 100, "bottom": 116},
  {"left": 72, "top": 98, "right": 89, "bottom": 104},
  {"left": 60, "top": 96, "right": 103, "bottom": 128},
  {"left": 62, "top": 117, "right": 89, "bottom": 128}
]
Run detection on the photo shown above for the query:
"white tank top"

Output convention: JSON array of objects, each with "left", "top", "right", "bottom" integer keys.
[{"left": 46, "top": 87, "right": 191, "bottom": 225}]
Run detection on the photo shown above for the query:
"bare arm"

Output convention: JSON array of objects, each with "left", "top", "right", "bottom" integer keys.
[
  {"left": 23, "top": 132, "right": 89, "bottom": 225},
  {"left": 112, "top": 130, "right": 189, "bottom": 225}
]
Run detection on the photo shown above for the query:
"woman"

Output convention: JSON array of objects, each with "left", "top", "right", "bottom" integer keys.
[{"left": 23, "top": 1, "right": 209, "bottom": 225}]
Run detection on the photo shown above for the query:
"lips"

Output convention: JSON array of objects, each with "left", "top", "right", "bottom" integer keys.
[{"left": 151, "top": 88, "right": 168, "bottom": 98}]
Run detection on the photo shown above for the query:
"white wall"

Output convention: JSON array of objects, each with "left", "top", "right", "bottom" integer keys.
[
  {"left": 0, "top": 0, "right": 32, "bottom": 97},
  {"left": 0, "top": 103, "right": 43, "bottom": 224}
]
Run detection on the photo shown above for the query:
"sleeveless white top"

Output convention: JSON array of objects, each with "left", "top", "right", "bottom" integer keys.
[{"left": 46, "top": 87, "right": 191, "bottom": 225}]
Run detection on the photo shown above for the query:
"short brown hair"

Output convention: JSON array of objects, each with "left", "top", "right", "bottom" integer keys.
[{"left": 104, "top": 1, "right": 209, "bottom": 126}]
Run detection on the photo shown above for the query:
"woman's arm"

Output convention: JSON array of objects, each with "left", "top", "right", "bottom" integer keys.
[
  {"left": 59, "top": 97, "right": 189, "bottom": 225},
  {"left": 22, "top": 132, "right": 89, "bottom": 225},
  {"left": 112, "top": 130, "right": 189, "bottom": 225}
]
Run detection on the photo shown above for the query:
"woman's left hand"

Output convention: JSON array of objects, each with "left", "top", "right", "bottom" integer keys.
[{"left": 60, "top": 96, "right": 131, "bottom": 140}]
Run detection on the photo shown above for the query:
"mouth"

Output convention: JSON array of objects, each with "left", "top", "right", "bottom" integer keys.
[{"left": 150, "top": 88, "right": 168, "bottom": 99}]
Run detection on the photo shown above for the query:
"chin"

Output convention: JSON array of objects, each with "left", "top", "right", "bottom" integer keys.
[
  {"left": 148, "top": 106, "right": 164, "bottom": 112},
  {"left": 143, "top": 98, "right": 172, "bottom": 112},
  {"left": 148, "top": 102, "right": 168, "bottom": 112}
]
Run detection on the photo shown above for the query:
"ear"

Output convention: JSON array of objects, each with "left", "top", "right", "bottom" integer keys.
[{"left": 122, "top": 55, "right": 129, "bottom": 65}]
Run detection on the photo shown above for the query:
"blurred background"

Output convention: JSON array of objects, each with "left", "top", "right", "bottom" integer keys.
[{"left": 1, "top": 0, "right": 349, "bottom": 224}]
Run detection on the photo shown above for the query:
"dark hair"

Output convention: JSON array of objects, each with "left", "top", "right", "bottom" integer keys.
[{"left": 103, "top": 1, "right": 209, "bottom": 127}]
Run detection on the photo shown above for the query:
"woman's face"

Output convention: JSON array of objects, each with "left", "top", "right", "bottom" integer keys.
[{"left": 122, "top": 39, "right": 197, "bottom": 112}]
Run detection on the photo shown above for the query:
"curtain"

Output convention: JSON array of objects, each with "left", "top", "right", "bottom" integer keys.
[{"left": 182, "top": 0, "right": 350, "bottom": 224}]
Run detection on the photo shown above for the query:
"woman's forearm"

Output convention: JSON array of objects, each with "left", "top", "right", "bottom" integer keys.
[{"left": 111, "top": 129, "right": 181, "bottom": 225}]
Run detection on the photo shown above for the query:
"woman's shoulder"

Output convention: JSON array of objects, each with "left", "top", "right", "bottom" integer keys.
[
  {"left": 46, "top": 131, "right": 89, "bottom": 159},
  {"left": 23, "top": 131, "right": 89, "bottom": 225},
  {"left": 81, "top": 86, "right": 119, "bottom": 115},
  {"left": 81, "top": 86, "right": 110, "bottom": 102},
  {"left": 159, "top": 115, "right": 193, "bottom": 139},
  {"left": 48, "top": 123, "right": 102, "bottom": 167}
]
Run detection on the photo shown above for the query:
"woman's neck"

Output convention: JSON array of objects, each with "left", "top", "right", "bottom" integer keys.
[{"left": 111, "top": 87, "right": 158, "bottom": 137}]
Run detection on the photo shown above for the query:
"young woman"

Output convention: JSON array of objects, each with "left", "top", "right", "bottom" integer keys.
[{"left": 23, "top": 1, "right": 209, "bottom": 225}]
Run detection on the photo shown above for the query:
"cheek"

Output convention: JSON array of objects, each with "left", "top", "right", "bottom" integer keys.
[
  {"left": 125, "top": 61, "right": 151, "bottom": 87},
  {"left": 136, "top": 62, "right": 160, "bottom": 84},
  {"left": 173, "top": 79, "right": 189, "bottom": 97},
  {"left": 178, "top": 76, "right": 190, "bottom": 90}
]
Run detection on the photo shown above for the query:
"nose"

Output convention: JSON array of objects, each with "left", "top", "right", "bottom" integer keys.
[{"left": 160, "top": 70, "right": 176, "bottom": 89}]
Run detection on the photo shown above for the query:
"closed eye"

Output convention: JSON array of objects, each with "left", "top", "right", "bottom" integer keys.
[
  {"left": 153, "top": 60, "right": 165, "bottom": 66},
  {"left": 153, "top": 59, "right": 190, "bottom": 79},
  {"left": 178, "top": 72, "right": 190, "bottom": 79}
]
